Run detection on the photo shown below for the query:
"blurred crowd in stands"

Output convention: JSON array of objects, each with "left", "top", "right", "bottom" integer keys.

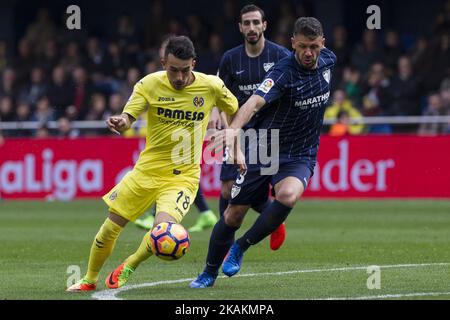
[{"left": 0, "top": 0, "right": 449, "bottom": 139}]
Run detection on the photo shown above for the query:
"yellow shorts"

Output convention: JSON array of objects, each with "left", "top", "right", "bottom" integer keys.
[{"left": 103, "top": 169, "right": 199, "bottom": 223}]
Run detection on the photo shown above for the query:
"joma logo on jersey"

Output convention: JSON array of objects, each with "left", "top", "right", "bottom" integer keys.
[
  {"left": 193, "top": 96, "right": 204, "bottom": 107},
  {"left": 158, "top": 97, "right": 175, "bottom": 102},
  {"left": 295, "top": 91, "right": 330, "bottom": 109},
  {"left": 157, "top": 107, "right": 205, "bottom": 121}
]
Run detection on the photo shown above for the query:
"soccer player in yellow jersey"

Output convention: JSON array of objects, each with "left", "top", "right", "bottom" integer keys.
[{"left": 67, "top": 36, "right": 238, "bottom": 292}]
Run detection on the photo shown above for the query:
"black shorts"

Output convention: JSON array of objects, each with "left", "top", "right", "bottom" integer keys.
[
  {"left": 229, "top": 159, "right": 315, "bottom": 207},
  {"left": 220, "top": 163, "right": 240, "bottom": 181}
]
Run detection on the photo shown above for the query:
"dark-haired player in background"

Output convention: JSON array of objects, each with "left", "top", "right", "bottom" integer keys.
[
  {"left": 214, "top": 4, "right": 291, "bottom": 251},
  {"left": 191, "top": 17, "right": 337, "bottom": 288}
]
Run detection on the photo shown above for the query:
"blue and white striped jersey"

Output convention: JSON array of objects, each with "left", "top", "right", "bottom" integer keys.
[
  {"left": 218, "top": 40, "right": 290, "bottom": 108},
  {"left": 254, "top": 48, "right": 337, "bottom": 160}
]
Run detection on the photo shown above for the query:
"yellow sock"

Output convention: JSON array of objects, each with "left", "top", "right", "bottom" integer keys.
[
  {"left": 125, "top": 232, "right": 153, "bottom": 269},
  {"left": 85, "top": 218, "right": 123, "bottom": 283}
]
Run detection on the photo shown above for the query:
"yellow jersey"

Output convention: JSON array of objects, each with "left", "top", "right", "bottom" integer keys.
[{"left": 123, "top": 71, "right": 238, "bottom": 181}]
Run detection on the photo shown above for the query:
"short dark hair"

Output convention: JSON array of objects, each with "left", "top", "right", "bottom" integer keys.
[
  {"left": 293, "top": 17, "right": 323, "bottom": 39},
  {"left": 240, "top": 4, "right": 266, "bottom": 22},
  {"left": 164, "top": 36, "right": 196, "bottom": 60}
]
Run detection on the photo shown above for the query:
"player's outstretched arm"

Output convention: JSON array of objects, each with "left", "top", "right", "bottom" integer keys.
[
  {"left": 106, "top": 113, "right": 136, "bottom": 135},
  {"left": 208, "top": 94, "right": 265, "bottom": 169},
  {"left": 229, "top": 94, "right": 266, "bottom": 130},
  {"left": 209, "top": 94, "right": 266, "bottom": 149},
  {"left": 208, "top": 107, "right": 222, "bottom": 129}
]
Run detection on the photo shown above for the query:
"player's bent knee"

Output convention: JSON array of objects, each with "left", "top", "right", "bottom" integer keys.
[
  {"left": 275, "top": 191, "right": 298, "bottom": 208},
  {"left": 108, "top": 212, "right": 129, "bottom": 227},
  {"left": 223, "top": 207, "right": 246, "bottom": 228}
]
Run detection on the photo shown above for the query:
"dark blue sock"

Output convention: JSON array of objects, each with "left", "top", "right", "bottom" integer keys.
[
  {"left": 237, "top": 200, "right": 292, "bottom": 251},
  {"left": 204, "top": 216, "right": 238, "bottom": 276},
  {"left": 219, "top": 194, "right": 229, "bottom": 217},
  {"left": 194, "top": 186, "right": 210, "bottom": 213},
  {"left": 251, "top": 198, "right": 272, "bottom": 214}
]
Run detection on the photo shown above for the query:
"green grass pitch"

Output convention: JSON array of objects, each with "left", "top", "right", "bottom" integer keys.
[{"left": 1, "top": 199, "right": 450, "bottom": 300}]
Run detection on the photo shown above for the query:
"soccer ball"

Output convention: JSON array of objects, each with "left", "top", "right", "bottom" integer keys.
[{"left": 149, "top": 222, "right": 190, "bottom": 261}]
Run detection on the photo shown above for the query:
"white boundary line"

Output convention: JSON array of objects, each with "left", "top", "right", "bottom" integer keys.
[
  {"left": 322, "top": 291, "right": 450, "bottom": 300},
  {"left": 92, "top": 262, "right": 450, "bottom": 300}
]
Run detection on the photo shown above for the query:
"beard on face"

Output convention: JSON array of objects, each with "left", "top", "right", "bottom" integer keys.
[
  {"left": 297, "top": 53, "right": 317, "bottom": 70},
  {"left": 245, "top": 31, "right": 262, "bottom": 45}
]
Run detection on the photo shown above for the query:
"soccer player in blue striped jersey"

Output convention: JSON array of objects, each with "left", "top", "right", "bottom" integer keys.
[
  {"left": 214, "top": 4, "right": 290, "bottom": 251},
  {"left": 191, "top": 17, "right": 337, "bottom": 288}
]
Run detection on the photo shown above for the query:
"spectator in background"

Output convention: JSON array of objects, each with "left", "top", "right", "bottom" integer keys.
[
  {"left": 351, "top": 30, "right": 383, "bottom": 75},
  {"left": 441, "top": 77, "right": 450, "bottom": 110},
  {"left": 144, "top": 60, "right": 159, "bottom": 75},
  {"left": 425, "top": 33, "right": 450, "bottom": 92},
  {"left": 60, "top": 41, "right": 84, "bottom": 74},
  {"left": 107, "top": 93, "right": 124, "bottom": 117},
  {"left": 329, "top": 25, "right": 351, "bottom": 86},
  {"left": 383, "top": 30, "right": 404, "bottom": 76},
  {"left": 57, "top": 116, "right": 80, "bottom": 138},
  {"left": 0, "top": 96, "right": 14, "bottom": 122},
  {"left": 186, "top": 15, "right": 208, "bottom": 53},
  {"left": 0, "top": 67, "right": 17, "bottom": 99},
  {"left": 104, "top": 41, "right": 128, "bottom": 80},
  {"left": 47, "top": 65, "right": 73, "bottom": 118},
  {"left": 220, "top": 0, "right": 241, "bottom": 48},
  {"left": 12, "top": 101, "right": 33, "bottom": 137},
  {"left": 324, "top": 89, "right": 364, "bottom": 135},
  {"left": 39, "top": 39, "right": 60, "bottom": 74},
  {"left": 85, "top": 37, "right": 107, "bottom": 82},
  {"left": 340, "top": 66, "right": 362, "bottom": 107},
  {"left": 408, "top": 36, "right": 430, "bottom": 72},
  {"left": 361, "top": 62, "right": 392, "bottom": 133},
  {"left": 274, "top": 0, "right": 296, "bottom": 38},
  {"left": 361, "top": 62, "right": 390, "bottom": 117},
  {"left": 0, "top": 40, "right": 9, "bottom": 73},
  {"left": 408, "top": 36, "right": 430, "bottom": 74},
  {"left": 84, "top": 93, "right": 109, "bottom": 136},
  {"left": 197, "top": 33, "right": 223, "bottom": 74},
  {"left": 386, "top": 56, "right": 421, "bottom": 116},
  {"left": 24, "top": 8, "right": 56, "bottom": 56},
  {"left": 115, "top": 14, "right": 141, "bottom": 63},
  {"left": 18, "top": 66, "right": 48, "bottom": 108},
  {"left": 64, "top": 105, "right": 78, "bottom": 122},
  {"left": 31, "top": 96, "right": 55, "bottom": 125},
  {"left": 418, "top": 93, "right": 448, "bottom": 135},
  {"left": 272, "top": 32, "right": 290, "bottom": 49},
  {"left": 85, "top": 93, "right": 108, "bottom": 121},
  {"left": 71, "top": 66, "right": 93, "bottom": 119},
  {"left": 13, "top": 39, "right": 35, "bottom": 87},
  {"left": 329, "top": 110, "right": 351, "bottom": 137},
  {"left": 440, "top": 77, "right": 450, "bottom": 133},
  {"left": 118, "top": 67, "right": 140, "bottom": 102},
  {"left": 143, "top": 0, "right": 167, "bottom": 49},
  {"left": 35, "top": 124, "right": 51, "bottom": 138}
]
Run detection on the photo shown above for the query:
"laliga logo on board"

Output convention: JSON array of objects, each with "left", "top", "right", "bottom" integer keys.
[
  {"left": 193, "top": 96, "right": 204, "bottom": 107},
  {"left": 0, "top": 149, "right": 103, "bottom": 200}
]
